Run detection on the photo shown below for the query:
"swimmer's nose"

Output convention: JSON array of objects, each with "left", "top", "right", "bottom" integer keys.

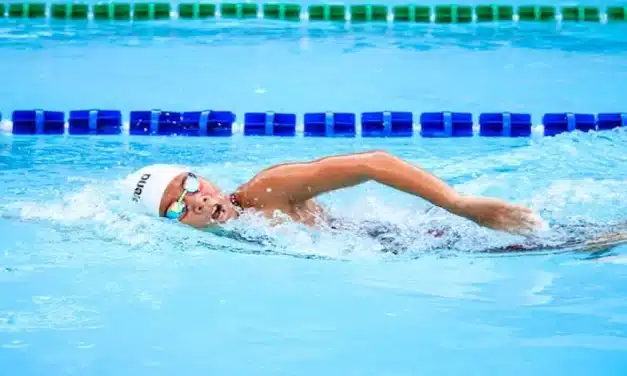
[{"left": 190, "top": 195, "right": 212, "bottom": 216}]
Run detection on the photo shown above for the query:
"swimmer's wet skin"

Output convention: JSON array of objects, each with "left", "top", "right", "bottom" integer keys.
[{"left": 125, "top": 150, "right": 544, "bottom": 235}]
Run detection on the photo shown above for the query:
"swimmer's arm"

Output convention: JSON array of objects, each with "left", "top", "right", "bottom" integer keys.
[
  {"left": 258, "top": 150, "right": 464, "bottom": 213},
  {"left": 256, "top": 150, "right": 540, "bottom": 233}
]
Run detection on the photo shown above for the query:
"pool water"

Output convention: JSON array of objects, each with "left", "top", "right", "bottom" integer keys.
[{"left": 2, "top": 4, "right": 627, "bottom": 375}]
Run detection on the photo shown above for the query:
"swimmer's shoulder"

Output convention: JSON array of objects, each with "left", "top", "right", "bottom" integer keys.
[{"left": 237, "top": 161, "right": 315, "bottom": 208}]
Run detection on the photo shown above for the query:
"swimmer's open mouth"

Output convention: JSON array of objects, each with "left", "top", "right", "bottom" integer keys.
[{"left": 211, "top": 204, "right": 224, "bottom": 221}]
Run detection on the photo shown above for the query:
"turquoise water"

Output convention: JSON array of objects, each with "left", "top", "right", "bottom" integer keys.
[{"left": 2, "top": 6, "right": 627, "bottom": 376}]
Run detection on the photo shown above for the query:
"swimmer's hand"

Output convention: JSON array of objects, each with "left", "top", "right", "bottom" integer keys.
[{"left": 452, "top": 196, "right": 545, "bottom": 235}]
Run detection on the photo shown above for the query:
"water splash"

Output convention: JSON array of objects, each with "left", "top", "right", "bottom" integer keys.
[
  {"left": 0, "top": 176, "right": 597, "bottom": 262},
  {"left": 3, "top": 130, "right": 627, "bottom": 263}
]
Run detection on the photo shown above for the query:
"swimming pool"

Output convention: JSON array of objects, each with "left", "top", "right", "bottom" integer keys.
[{"left": 1, "top": 1, "right": 627, "bottom": 375}]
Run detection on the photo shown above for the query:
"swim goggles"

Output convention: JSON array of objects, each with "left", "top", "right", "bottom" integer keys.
[{"left": 165, "top": 172, "right": 200, "bottom": 221}]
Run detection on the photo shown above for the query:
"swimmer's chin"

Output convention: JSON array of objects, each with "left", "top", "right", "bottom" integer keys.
[{"left": 187, "top": 216, "right": 235, "bottom": 230}]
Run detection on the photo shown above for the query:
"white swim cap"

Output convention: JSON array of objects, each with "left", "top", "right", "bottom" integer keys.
[{"left": 124, "top": 164, "right": 188, "bottom": 216}]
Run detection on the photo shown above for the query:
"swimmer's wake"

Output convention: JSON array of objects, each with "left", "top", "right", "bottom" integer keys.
[{"left": 4, "top": 200, "right": 627, "bottom": 261}]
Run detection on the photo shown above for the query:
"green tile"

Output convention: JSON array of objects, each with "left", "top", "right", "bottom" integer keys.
[
  {"left": 329, "top": 5, "right": 345, "bottom": 21},
  {"left": 497, "top": 5, "right": 514, "bottom": 20},
  {"left": 154, "top": 3, "right": 171, "bottom": 19},
  {"left": 179, "top": 3, "right": 215, "bottom": 18},
  {"left": 133, "top": 2, "right": 170, "bottom": 20},
  {"left": 9, "top": 3, "right": 46, "bottom": 18},
  {"left": 435, "top": 5, "right": 453, "bottom": 23},
  {"left": 538, "top": 6, "right": 556, "bottom": 21},
  {"left": 517, "top": 6, "right": 535, "bottom": 21},
  {"left": 457, "top": 6, "right": 472, "bottom": 23},
  {"left": 51, "top": 4, "right": 67, "bottom": 19},
  {"left": 561, "top": 6, "right": 577, "bottom": 20},
  {"left": 93, "top": 2, "right": 125, "bottom": 20},
  {"left": 263, "top": 3, "right": 281, "bottom": 18},
  {"left": 133, "top": 3, "right": 152, "bottom": 20},
  {"left": 220, "top": 2, "right": 258, "bottom": 18},
  {"left": 178, "top": 3, "right": 195, "bottom": 18},
  {"left": 435, "top": 5, "right": 471, "bottom": 23},
  {"left": 350, "top": 5, "right": 388, "bottom": 22},
  {"left": 607, "top": 6, "right": 627, "bottom": 21},
  {"left": 263, "top": 3, "right": 300, "bottom": 20},
  {"left": 578, "top": 6, "right": 600, "bottom": 22},
  {"left": 198, "top": 3, "right": 217, "bottom": 17},
  {"left": 93, "top": 3, "right": 109, "bottom": 19},
  {"left": 475, "top": 5, "right": 492, "bottom": 21},
  {"left": 112, "top": 3, "right": 131, "bottom": 20},
  {"left": 8, "top": 4, "right": 24, "bottom": 17},
  {"left": 220, "top": 3, "right": 237, "bottom": 17},
  {"left": 476, "top": 5, "right": 514, "bottom": 21},
  {"left": 51, "top": 3, "right": 89, "bottom": 19},
  {"left": 393, "top": 5, "right": 411, "bottom": 22},
  {"left": 308, "top": 4, "right": 344, "bottom": 21},
  {"left": 241, "top": 3, "right": 258, "bottom": 18},
  {"left": 308, "top": 4, "right": 325, "bottom": 20},
  {"left": 518, "top": 5, "right": 556, "bottom": 21},
  {"left": 351, "top": 5, "right": 369, "bottom": 22},
  {"left": 71, "top": 4, "right": 89, "bottom": 19},
  {"left": 371, "top": 5, "right": 387, "bottom": 21},
  {"left": 283, "top": 4, "right": 300, "bottom": 21},
  {"left": 414, "top": 6, "right": 431, "bottom": 22},
  {"left": 29, "top": 2, "right": 46, "bottom": 17}
]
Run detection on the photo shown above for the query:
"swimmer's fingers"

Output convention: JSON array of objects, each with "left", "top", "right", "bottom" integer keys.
[
  {"left": 507, "top": 208, "right": 547, "bottom": 236},
  {"left": 457, "top": 196, "right": 545, "bottom": 236}
]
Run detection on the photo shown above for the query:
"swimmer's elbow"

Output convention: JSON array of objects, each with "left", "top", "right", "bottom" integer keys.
[
  {"left": 360, "top": 150, "right": 397, "bottom": 177},
  {"left": 309, "top": 150, "right": 395, "bottom": 186},
  {"left": 367, "top": 150, "right": 393, "bottom": 160},
  {"left": 365, "top": 150, "right": 392, "bottom": 159}
]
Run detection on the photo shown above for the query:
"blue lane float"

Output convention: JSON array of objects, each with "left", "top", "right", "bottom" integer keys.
[
  {"left": 597, "top": 113, "right": 627, "bottom": 131},
  {"left": 244, "top": 112, "right": 296, "bottom": 136},
  {"left": 479, "top": 113, "right": 532, "bottom": 137},
  {"left": 361, "top": 112, "right": 413, "bottom": 137},
  {"left": 182, "top": 111, "right": 235, "bottom": 137},
  {"left": 420, "top": 112, "right": 473, "bottom": 137},
  {"left": 129, "top": 110, "right": 235, "bottom": 136},
  {"left": 4, "top": 110, "right": 627, "bottom": 137},
  {"left": 543, "top": 113, "right": 596, "bottom": 136},
  {"left": 304, "top": 112, "right": 356, "bottom": 137},
  {"left": 12, "top": 110, "right": 65, "bottom": 135},
  {"left": 130, "top": 110, "right": 180, "bottom": 136},
  {"left": 69, "top": 110, "right": 122, "bottom": 135}
]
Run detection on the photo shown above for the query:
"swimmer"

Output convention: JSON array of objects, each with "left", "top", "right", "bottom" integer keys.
[{"left": 125, "top": 150, "right": 544, "bottom": 236}]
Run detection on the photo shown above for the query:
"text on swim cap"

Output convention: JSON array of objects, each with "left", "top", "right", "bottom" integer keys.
[{"left": 132, "top": 173, "right": 151, "bottom": 202}]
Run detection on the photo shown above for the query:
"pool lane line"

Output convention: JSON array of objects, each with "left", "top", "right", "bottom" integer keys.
[{"left": 1, "top": 3, "right": 627, "bottom": 24}]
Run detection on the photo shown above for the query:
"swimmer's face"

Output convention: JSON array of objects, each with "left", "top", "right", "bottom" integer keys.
[{"left": 159, "top": 173, "right": 239, "bottom": 229}]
